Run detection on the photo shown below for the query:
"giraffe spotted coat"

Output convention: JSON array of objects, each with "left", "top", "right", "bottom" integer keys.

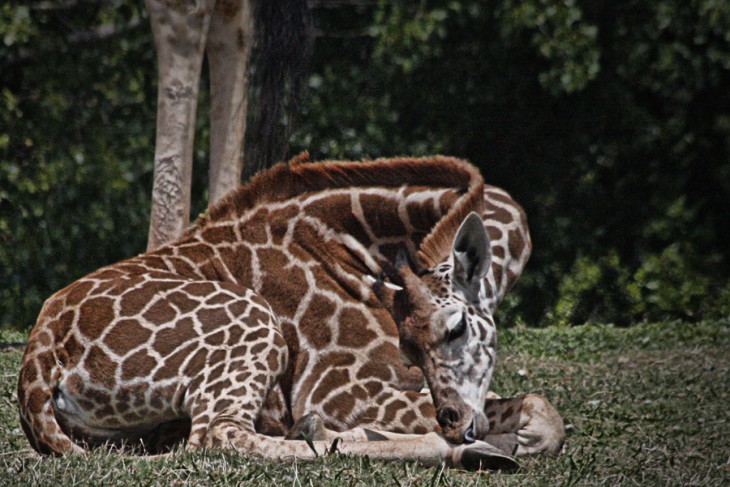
[{"left": 18, "top": 155, "right": 564, "bottom": 466}]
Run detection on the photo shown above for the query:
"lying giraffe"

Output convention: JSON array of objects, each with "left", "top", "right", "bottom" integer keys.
[{"left": 18, "top": 155, "right": 564, "bottom": 468}]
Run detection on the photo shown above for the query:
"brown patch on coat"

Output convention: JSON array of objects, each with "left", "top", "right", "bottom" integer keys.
[
  {"left": 303, "top": 192, "right": 365, "bottom": 241},
  {"left": 167, "top": 258, "right": 197, "bottom": 277},
  {"left": 64, "top": 373, "right": 85, "bottom": 397},
  {"left": 363, "top": 380, "right": 383, "bottom": 397},
  {"left": 62, "top": 333, "right": 84, "bottom": 368},
  {"left": 85, "top": 345, "right": 117, "bottom": 389},
  {"left": 355, "top": 359, "right": 392, "bottom": 382},
  {"left": 257, "top": 247, "right": 290, "bottom": 270},
  {"left": 143, "top": 298, "right": 177, "bottom": 325},
  {"left": 183, "top": 347, "right": 209, "bottom": 377},
  {"left": 103, "top": 319, "right": 152, "bottom": 356},
  {"left": 197, "top": 307, "right": 228, "bottom": 333},
  {"left": 155, "top": 342, "right": 198, "bottom": 381},
  {"left": 258, "top": 264, "right": 306, "bottom": 319},
  {"left": 152, "top": 318, "right": 197, "bottom": 356},
  {"left": 78, "top": 297, "right": 115, "bottom": 340},
  {"left": 49, "top": 310, "right": 75, "bottom": 343},
  {"left": 184, "top": 282, "right": 217, "bottom": 297},
  {"left": 509, "top": 229, "right": 526, "bottom": 263},
  {"left": 65, "top": 281, "right": 94, "bottom": 306},
  {"left": 242, "top": 209, "right": 270, "bottom": 244},
  {"left": 359, "top": 193, "right": 408, "bottom": 238},
  {"left": 299, "top": 294, "right": 335, "bottom": 348},
  {"left": 202, "top": 225, "right": 235, "bottom": 245},
  {"left": 311, "top": 368, "right": 351, "bottom": 405},
  {"left": 119, "top": 285, "right": 159, "bottom": 317},
  {"left": 122, "top": 349, "right": 158, "bottom": 382},
  {"left": 167, "top": 291, "right": 200, "bottom": 314},
  {"left": 382, "top": 399, "right": 408, "bottom": 425},
  {"left": 207, "top": 292, "right": 235, "bottom": 306},
  {"left": 406, "top": 187, "right": 451, "bottom": 234},
  {"left": 219, "top": 245, "right": 253, "bottom": 286},
  {"left": 267, "top": 204, "right": 300, "bottom": 246},
  {"left": 336, "top": 307, "right": 377, "bottom": 348},
  {"left": 26, "top": 387, "right": 48, "bottom": 415},
  {"left": 323, "top": 391, "right": 355, "bottom": 420}
]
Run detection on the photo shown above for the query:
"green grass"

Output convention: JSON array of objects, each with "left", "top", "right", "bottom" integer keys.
[{"left": 1, "top": 320, "right": 728, "bottom": 486}]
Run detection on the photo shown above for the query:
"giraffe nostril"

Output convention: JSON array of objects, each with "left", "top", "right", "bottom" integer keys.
[{"left": 437, "top": 406, "right": 461, "bottom": 427}]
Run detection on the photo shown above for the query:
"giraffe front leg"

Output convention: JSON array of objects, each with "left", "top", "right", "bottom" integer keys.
[
  {"left": 484, "top": 394, "right": 565, "bottom": 457},
  {"left": 290, "top": 386, "right": 518, "bottom": 470},
  {"left": 209, "top": 418, "right": 518, "bottom": 470}
]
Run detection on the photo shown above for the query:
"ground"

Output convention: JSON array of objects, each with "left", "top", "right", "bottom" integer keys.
[{"left": 1, "top": 320, "right": 728, "bottom": 486}]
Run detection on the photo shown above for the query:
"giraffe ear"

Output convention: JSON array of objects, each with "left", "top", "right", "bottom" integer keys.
[{"left": 451, "top": 212, "right": 491, "bottom": 302}]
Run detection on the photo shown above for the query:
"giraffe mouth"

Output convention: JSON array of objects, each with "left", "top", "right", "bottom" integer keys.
[
  {"left": 437, "top": 406, "right": 480, "bottom": 444},
  {"left": 464, "top": 419, "right": 476, "bottom": 443}
]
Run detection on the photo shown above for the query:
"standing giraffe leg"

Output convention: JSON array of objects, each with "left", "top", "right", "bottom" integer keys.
[
  {"left": 145, "top": 0, "right": 215, "bottom": 251},
  {"left": 206, "top": 0, "right": 255, "bottom": 206}
]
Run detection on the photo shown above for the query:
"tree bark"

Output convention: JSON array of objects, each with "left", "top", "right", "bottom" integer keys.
[
  {"left": 207, "top": 0, "right": 255, "bottom": 207},
  {"left": 145, "top": 0, "right": 214, "bottom": 252}
]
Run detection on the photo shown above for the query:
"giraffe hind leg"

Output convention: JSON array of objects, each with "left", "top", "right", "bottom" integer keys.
[{"left": 484, "top": 394, "right": 565, "bottom": 456}]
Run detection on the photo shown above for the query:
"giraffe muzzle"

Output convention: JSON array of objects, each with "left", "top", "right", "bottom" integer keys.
[{"left": 437, "top": 405, "right": 480, "bottom": 444}]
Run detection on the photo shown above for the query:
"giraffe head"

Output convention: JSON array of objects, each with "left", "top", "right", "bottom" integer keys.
[{"left": 391, "top": 212, "right": 495, "bottom": 444}]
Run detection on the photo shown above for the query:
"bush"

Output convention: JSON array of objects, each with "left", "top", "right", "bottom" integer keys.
[
  {"left": 548, "top": 252, "right": 641, "bottom": 327},
  {"left": 546, "top": 245, "right": 728, "bottom": 326}
]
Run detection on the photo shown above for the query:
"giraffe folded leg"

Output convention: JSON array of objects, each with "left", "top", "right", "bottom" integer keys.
[
  {"left": 202, "top": 410, "right": 515, "bottom": 470},
  {"left": 285, "top": 412, "right": 518, "bottom": 470},
  {"left": 483, "top": 394, "right": 565, "bottom": 456},
  {"left": 181, "top": 302, "right": 515, "bottom": 470}
]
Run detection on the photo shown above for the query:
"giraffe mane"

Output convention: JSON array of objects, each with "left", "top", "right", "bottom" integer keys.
[{"left": 191, "top": 151, "right": 486, "bottom": 268}]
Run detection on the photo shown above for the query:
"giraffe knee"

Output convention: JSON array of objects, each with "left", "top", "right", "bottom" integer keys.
[{"left": 518, "top": 393, "right": 565, "bottom": 456}]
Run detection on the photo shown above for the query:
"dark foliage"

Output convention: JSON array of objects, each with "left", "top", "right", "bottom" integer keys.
[{"left": 1, "top": 0, "right": 728, "bottom": 329}]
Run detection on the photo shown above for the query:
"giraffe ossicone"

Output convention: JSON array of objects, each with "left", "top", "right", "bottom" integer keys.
[{"left": 18, "top": 155, "right": 564, "bottom": 467}]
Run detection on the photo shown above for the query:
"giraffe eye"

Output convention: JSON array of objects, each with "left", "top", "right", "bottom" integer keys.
[{"left": 446, "top": 313, "right": 468, "bottom": 342}]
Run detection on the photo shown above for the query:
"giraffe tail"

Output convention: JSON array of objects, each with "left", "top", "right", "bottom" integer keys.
[{"left": 17, "top": 347, "right": 85, "bottom": 455}]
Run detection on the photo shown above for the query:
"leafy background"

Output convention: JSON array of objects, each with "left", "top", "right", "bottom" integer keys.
[{"left": 2, "top": 0, "right": 729, "bottom": 330}]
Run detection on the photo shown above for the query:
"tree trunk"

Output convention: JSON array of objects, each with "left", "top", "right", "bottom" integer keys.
[
  {"left": 145, "top": 0, "right": 214, "bottom": 252},
  {"left": 207, "top": 0, "right": 255, "bottom": 207}
]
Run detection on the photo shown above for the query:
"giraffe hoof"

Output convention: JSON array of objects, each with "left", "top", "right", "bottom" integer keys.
[
  {"left": 458, "top": 443, "right": 519, "bottom": 472},
  {"left": 285, "top": 413, "right": 328, "bottom": 442}
]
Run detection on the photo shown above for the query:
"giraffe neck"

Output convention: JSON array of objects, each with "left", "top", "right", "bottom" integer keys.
[{"left": 146, "top": 156, "right": 529, "bottom": 320}]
